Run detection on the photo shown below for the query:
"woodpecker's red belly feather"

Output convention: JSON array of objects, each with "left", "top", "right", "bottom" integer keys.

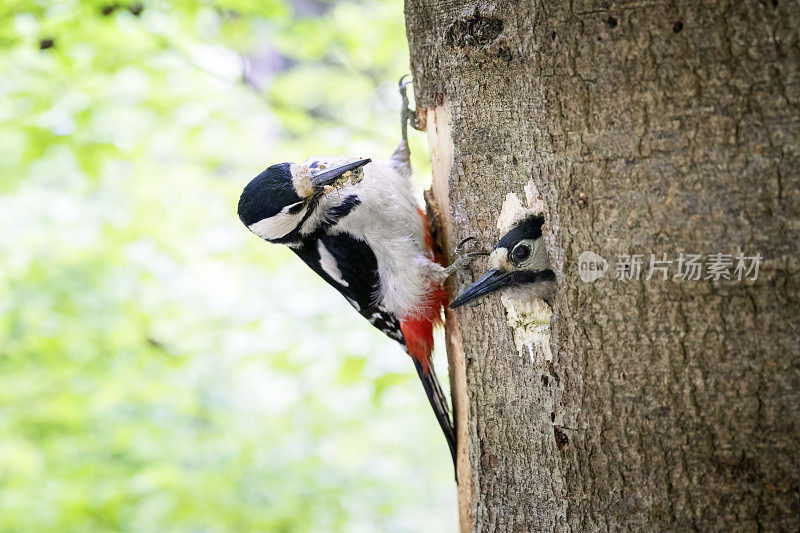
[{"left": 400, "top": 208, "right": 448, "bottom": 374}]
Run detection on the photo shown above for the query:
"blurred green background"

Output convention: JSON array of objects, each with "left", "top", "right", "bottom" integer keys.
[{"left": 0, "top": 0, "right": 455, "bottom": 530}]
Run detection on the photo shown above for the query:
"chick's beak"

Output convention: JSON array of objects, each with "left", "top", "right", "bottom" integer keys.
[
  {"left": 449, "top": 269, "right": 514, "bottom": 309},
  {"left": 309, "top": 158, "right": 371, "bottom": 188}
]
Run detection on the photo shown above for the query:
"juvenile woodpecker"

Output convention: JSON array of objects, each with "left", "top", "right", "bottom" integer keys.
[
  {"left": 450, "top": 215, "right": 556, "bottom": 308},
  {"left": 237, "top": 78, "right": 470, "bottom": 466}
]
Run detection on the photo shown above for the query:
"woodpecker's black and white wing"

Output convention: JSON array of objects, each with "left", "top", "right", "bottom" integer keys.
[
  {"left": 292, "top": 232, "right": 404, "bottom": 343},
  {"left": 292, "top": 232, "right": 457, "bottom": 467}
]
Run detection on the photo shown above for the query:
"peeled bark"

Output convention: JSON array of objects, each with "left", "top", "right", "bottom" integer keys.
[{"left": 405, "top": 1, "right": 800, "bottom": 530}]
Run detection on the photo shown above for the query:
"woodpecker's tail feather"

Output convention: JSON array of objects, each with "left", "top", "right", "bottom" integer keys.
[
  {"left": 404, "top": 206, "right": 456, "bottom": 471},
  {"left": 412, "top": 357, "right": 457, "bottom": 469}
]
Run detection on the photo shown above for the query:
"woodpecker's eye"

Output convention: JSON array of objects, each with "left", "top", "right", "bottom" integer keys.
[{"left": 512, "top": 244, "right": 530, "bottom": 263}]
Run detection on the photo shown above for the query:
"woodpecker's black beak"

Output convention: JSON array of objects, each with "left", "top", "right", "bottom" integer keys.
[
  {"left": 310, "top": 158, "right": 371, "bottom": 188},
  {"left": 450, "top": 269, "right": 513, "bottom": 309}
]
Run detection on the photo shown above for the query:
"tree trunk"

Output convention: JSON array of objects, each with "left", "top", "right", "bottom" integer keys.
[{"left": 405, "top": 1, "right": 799, "bottom": 531}]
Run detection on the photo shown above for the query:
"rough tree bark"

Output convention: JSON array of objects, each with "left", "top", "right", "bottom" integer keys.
[{"left": 405, "top": 1, "right": 799, "bottom": 531}]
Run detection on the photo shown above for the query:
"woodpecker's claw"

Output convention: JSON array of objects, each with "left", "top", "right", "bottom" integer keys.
[
  {"left": 456, "top": 236, "right": 490, "bottom": 255},
  {"left": 441, "top": 236, "right": 489, "bottom": 307},
  {"left": 399, "top": 75, "right": 421, "bottom": 142},
  {"left": 455, "top": 236, "right": 474, "bottom": 252},
  {"left": 399, "top": 74, "right": 413, "bottom": 92},
  {"left": 454, "top": 235, "right": 489, "bottom": 257},
  {"left": 444, "top": 252, "right": 479, "bottom": 274},
  {"left": 438, "top": 237, "right": 489, "bottom": 306}
]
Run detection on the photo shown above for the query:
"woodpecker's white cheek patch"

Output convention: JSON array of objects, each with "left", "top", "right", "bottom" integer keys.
[
  {"left": 489, "top": 248, "right": 511, "bottom": 271},
  {"left": 290, "top": 164, "right": 314, "bottom": 198},
  {"left": 523, "top": 237, "right": 550, "bottom": 272},
  {"left": 249, "top": 202, "right": 308, "bottom": 240},
  {"left": 507, "top": 237, "right": 551, "bottom": 273},
  {"left": 317, "top": 240, "right": 349, "bottom": 287}
]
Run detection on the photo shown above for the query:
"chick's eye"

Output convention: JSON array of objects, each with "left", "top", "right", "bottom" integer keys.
[{"left": 513, "top": 245, "right": 530, "bottom": 262}]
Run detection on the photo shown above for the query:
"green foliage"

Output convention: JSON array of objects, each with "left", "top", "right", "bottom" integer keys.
[{"left": 0, "top": 0, "right": 452, "bottom": 530}]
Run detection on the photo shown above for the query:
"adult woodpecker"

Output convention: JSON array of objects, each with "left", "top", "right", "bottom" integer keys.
[
  {"left": 450, "top": 214, "right": 556, "bottom": 309},
  {"left": 237, "top": 78, "right": 473, "bottom": 466}
]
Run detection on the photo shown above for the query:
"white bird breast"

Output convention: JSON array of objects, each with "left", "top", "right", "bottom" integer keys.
[{"left": 324, "top": 161, "right": 436, "bottom": 321}]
